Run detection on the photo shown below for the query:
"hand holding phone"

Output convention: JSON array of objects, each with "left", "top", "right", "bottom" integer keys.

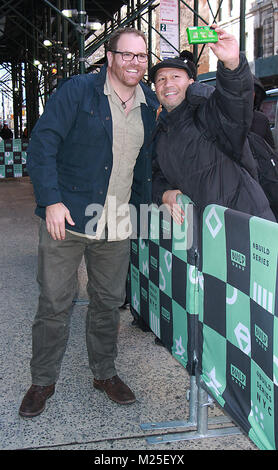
[
  {"left": 208, "top": 25, "right": 240, "bottom": 70},
  {"left": 187, "top": 26, "right": 218, "bottom": 45}
]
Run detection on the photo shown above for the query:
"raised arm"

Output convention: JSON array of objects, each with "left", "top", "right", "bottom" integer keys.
[
  {"left": 209, "top": 25, "right": 239, "bottom": 70},
  {"left": 194, "top": 26, "right": 253, "bottom": 161}
]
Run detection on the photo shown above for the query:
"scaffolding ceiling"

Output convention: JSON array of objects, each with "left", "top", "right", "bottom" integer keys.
[
  {"left": 0, "top": 0, "right": 128, "bottom": 64},
  {"left": 1, "top": 0, "right": 256, "bottom": 137},
  {"left": 0, "top": 0, "right": 160, "bottom": 136}
]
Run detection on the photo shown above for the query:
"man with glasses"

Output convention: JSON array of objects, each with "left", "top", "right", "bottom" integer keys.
[{"left": 19, "top": 27, "right": 158, "bottom": 418}]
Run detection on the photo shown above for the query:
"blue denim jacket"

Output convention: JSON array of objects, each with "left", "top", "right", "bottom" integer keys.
[{"left": 27, "top": 65, "right": 158, "bottom": 234}]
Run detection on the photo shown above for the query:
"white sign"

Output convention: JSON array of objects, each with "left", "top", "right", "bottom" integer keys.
[
  {"left": 160, "top": 0, "right": 179, "bottom": 59},
  {"left": 160, "top": 0, "right": 179, "bottom": 24}
]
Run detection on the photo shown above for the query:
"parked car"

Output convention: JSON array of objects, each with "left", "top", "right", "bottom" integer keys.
[{"left": 260, "top": 88, "right": 278, "bottom": 150}]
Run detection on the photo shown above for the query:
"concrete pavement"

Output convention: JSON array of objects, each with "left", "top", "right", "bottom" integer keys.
[{"left": 0, "top": 178, "right": 257, "bottom": 451}]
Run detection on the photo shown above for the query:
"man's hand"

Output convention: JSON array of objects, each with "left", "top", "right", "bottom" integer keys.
[
  {"left": 46, "top": 202, "right": 75, "bottom": 240},
  {"left": 209, "top": 25, "right": 240, "bottom": 70},
  {"left": 162, "top": 189, "right": 185, "bottom": 225}
]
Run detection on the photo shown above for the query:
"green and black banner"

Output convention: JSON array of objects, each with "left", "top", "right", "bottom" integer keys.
[
  {"left": 127, "top": 196, "right": 198, "bottom": 374},
  {"left": 127, "top": 197, "right": 278, "bottom": 450},
  {"left": 199, "top": 204, "right": 278, "bottom": 450},
  {"left": 0, "top": 139, "right": 29, "bottom": 178}
]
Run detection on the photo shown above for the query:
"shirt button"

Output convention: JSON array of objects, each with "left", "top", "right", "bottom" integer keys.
[
  {"left": 105, "top": 116, "right": 110, "bottom": 120},
  {"left": 105, "top": 166, "right": 108, "bottom": 170},
  {"left": 99, "top": 190, "right": 103, "bottom": 194}
]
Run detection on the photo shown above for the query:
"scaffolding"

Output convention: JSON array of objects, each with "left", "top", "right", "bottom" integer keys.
[{"left": 0, "top": 0, "right": 247, "bottom": 137}]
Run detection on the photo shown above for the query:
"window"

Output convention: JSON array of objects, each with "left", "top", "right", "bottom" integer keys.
[
  {"left": 255, "top": 28, "right": 263, "bottom": 58},
  {"left": 218, "top": 0, "right": 223, "bottom": 22}
]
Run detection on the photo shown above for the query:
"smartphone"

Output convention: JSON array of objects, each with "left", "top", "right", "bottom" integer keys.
[{"left": 186, "top": 26, "right": 218, "bottom": 44}]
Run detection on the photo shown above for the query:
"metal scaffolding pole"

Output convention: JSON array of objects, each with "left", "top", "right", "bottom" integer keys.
[
  {"left": 193, "top": 0, "right": 199, "bottom": 64},
  {"left": 148, "top": 3, "right": 152, "bottom": 76},
  {"left": 56, "top": 0, "right": 62, "bottom": 83},
  {"left": 78, "top": 0, "right": 86, "bottom": 74},
  {"left": 240, "top": 0, "right": 246, "bottom": 54},
  {"left": 42, "top": 0, "right": 87, "bottom": 74},
  {"left": 62, "top": 0, "right": 69, "bottom": 79},
  {"left": 11, "top": 61, "right": 23, "bottom": 138}
]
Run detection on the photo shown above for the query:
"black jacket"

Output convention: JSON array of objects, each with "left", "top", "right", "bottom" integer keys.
[
  {"left": 0, "top": 126, "right": 13, "bottom": 140},
  {"left": 152, "top": 54, "right": 275, "bottom": 222},
  {"left": 250, "top": 110, "right": 275, "bottom": 149}
]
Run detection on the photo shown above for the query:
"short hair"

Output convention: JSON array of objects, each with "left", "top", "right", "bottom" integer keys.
[{"left": 106, "top": 27, "right": 147, "bottom": 51}]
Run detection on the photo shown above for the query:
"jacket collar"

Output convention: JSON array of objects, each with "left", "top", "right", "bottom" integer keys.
[
  {"left": 94, "top": 62, "right": 158, "bottom": 111},
  {"left": 94, "top": 62, "right": 109, "bottom": 93},
  {"left": 158, "top": 98, "right": 189, "bottom": 128},
  {"left": 157, "top": 81, "right": 214, "bottom": 126},
  {"left": 92, "top": 63, "right": 157, "bottom": 146}
]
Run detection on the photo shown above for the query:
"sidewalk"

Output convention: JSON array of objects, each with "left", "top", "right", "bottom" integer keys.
[{"left": 0, "top": 178, "right": 257, "bottom": 451}]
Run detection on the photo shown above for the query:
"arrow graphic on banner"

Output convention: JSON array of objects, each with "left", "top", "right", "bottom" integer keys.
[
  {"left": 234, "top": 323, "right": 251, "bottom": 356},
  {"left": 174, "top": 336, "right": 186, "bottom": 357},
  {"left": 133, "top": 292, "right": 139, "bottom": 312},
  {"left": 206, "top": 367, "right": 222, "bottom": 396}
]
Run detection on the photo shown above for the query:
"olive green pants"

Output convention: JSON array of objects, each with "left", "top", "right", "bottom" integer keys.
[{"left": 30, "top": 221, "right": 130, "bottom": 386}]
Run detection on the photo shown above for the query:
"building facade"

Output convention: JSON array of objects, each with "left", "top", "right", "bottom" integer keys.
[
  {"left": 84, "top": 1, "right": 278, "bottom": 88},
  {"left": 205, "top": 0, "right": 278, "bottom": 89},
  {"left": 250, "top": 0, "right": 278, "bottom": 88}
]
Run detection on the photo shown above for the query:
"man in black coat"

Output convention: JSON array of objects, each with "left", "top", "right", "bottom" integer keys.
[
  {"left": 0, "top": 122, "right": 13, "bottom": 140},
  {"left": 150, "top": 26, "right": 275, "bottom": 224},
  {"left": 251, "top": 75, "right": 275, "bottom": 149}
]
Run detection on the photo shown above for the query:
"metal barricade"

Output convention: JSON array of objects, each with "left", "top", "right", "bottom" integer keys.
[
  {"left": 128, "top": 199, "right": 278, "bottom": 450},
  {"left": 141, "top": 375, "right": 241, "bottom": 444}
]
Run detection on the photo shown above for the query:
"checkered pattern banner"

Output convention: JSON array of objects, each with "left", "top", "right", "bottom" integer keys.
[
  {"left": 127, "top": 196, "right": 278, "bottom": 449},
  {"left": 0, "top": 139, "right": 29, "bottom": 178},
  {"left": 127, "top": 195, "right": 199, "bottom": 374},
  {"left": 198, "top": 205, "right": 278, "bottom": 450}
]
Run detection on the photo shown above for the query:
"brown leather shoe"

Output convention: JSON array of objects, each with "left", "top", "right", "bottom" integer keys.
[
  {"left": 19, "top": 384, "right": 55, "bottom": 418},
  {"left": 93, "top": 375, "right": 136, "bottom": 405}
]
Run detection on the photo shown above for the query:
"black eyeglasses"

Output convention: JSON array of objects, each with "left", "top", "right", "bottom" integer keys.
[{"left": 110, "top": 50, "right": 148, "bottom": 63}]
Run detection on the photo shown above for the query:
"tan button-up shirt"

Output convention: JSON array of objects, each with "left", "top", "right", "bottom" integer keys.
[{"left": 67, "top": 73, "right": 146, "bottom": 241}]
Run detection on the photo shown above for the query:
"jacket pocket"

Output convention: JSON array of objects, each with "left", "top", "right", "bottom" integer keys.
[
  {"left": 71, "top": 109, "right": 107, "bottom": 145},
  {"left": 58, "top": 174, "right": 94, "bottom": 193}
]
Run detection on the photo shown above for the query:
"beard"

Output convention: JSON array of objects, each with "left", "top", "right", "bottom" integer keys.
[{"left": 109, "top": 61, "right": 146, "bottom": 88}]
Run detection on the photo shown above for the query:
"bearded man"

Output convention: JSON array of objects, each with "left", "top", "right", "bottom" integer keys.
[{"left": 19, "top": 27, "right": 158, "bottom": 418}]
